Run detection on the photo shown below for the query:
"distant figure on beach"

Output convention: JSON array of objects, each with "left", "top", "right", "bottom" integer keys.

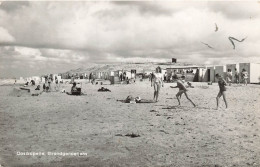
[
  {"left": 71, "top": 82, "right": 78, "bottom": 93},
  {"left": 89, "top": 73, "right": 93, "bottom": 82},
  {"left": 35, "top": 85, "right": 40, "bottom": 90},
  {"left": 24, "top": 82, "right": 29, "bottom": 87},
  {"left": 151, "top": 68, "right": 164, "bottom": 102},
  {"left": 164, "top": 72, "right": 167, "bottom": 82},
  {"left": 170, "top": 75, "right": 196, "bottom": 107},
  {"left": 215, "top": 74, "right": 228, "bottom": 109},
  {"left": 47, "top": 76, "right": 52, "bottom": 91},
  {"left": 119, "top": 73, "right": 123, "bottom": 81},
  {"left": 226, "top": 69, "right": 232, "bottom": 86},
  {"left": 30, "top": 80, "right": 35, "bottom": 86},
  {"left": 43, "top": 83, "right": 46, "bottom": 91},
  {"left": 55, "top": 76, "right": 59, "bottom": 91},
  {"left": 123, "top": 72, "right": 126, "bottom": 81},
  {"left": 241, "top": 69, "right": 248, "bottom": 86},
  {"left": 234, "top": 68, "right": 239, "bottom": 84}
]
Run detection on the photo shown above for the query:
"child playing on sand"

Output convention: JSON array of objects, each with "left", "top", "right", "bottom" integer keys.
[
  {"left": 215, "top": 73, "right": 228, "bottom": 109},
  {"left": 170, "top": 75, "right": 196, "bottom": 107}
]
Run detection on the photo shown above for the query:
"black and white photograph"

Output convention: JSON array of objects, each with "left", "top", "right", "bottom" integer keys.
[{"left": 0, "top": 0, "right": 260, "bottom": 166}]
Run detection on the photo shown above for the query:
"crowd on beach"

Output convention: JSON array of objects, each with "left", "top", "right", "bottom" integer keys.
[{"left": 20, "top": 67, "right": 250, "bottom": 110}]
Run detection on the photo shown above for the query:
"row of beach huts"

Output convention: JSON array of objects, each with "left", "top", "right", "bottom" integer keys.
[{"left": 20, "top": 62, "right": 260, "bottom": 84}]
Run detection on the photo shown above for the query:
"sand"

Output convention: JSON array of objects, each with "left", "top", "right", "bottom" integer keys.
[{"left": 0, "top": 80, "right": 260, "bottom": 167}]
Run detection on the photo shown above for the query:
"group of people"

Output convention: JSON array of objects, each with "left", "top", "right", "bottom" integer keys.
[
  {"left": 150, "top": 67, "right": 249, "bottom": 110},
  {"left": 151, "top": 68, "right": 196, "bottom": 107},
  {"left": 226, "top": 68, "right": 248, "bottom": 86}
]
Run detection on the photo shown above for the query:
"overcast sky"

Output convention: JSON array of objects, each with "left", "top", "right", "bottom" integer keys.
[{"left": 0, "top": 1, "right": 260, "bottom": 78}]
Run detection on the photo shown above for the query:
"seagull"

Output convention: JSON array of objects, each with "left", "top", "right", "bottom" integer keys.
[
  {"left": 201, "top": 42, "right": 214, "bottom": 49},
  {"left": 228, "top": 36, "right": 247, "bottom": 49},
  {"left": 215, "top": 23, "right": 218, "bottom": 32}
]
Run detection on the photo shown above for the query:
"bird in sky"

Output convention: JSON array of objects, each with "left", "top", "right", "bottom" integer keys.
[
  {"left": 228, "top": 36, "right": 247, "bottom": 49},
  {"left": 201, "top": 42, "right": 214, "bottom": 49}
]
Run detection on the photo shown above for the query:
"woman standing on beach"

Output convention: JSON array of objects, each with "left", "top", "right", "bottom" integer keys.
[
  {"left": 215, "top": 73, "right": 228, "bottom": 109},
  {"left": 151, "top": 68, "right": 164, "bottom": 102}
]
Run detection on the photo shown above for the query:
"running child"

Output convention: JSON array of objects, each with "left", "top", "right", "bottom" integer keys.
[{"left": 170, "top": 75, "right": 196, "bottom": 107}]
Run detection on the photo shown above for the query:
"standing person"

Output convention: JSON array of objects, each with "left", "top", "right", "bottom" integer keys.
[
  {"left": 151, "top": 69, "right": 164, "bottom": 102},
  {"left": 215, "top": 74, "right": 228, "bottom": 109},
  {"left": 170, "top": 75, "right": 196, "bottom": 107},
  {"left": 164, "top": 72, "right": 167, "bottom": 82},
  {"left": 119, "top": 73, "right": 123, "bottom": 81},
  {"left": 234, "top": 68, "right": 239, "bottom": 84},
  {"left": 241, "top": 69, "right": 248, "bottom": 86},
  {"left": 55, "top": 76, "right": 59, "bottom": 91},
  {"left": 123, "top": 72, "right": 126, "bottom": 81},
  {"left": 89, "top": 73, "right": 92, "bottom": 83},
  {"left": 226, "top": 69, "right": 232, "bottom": 86},
  {"left": 48, "top": 75, "right": 52, "bottom": 91}
]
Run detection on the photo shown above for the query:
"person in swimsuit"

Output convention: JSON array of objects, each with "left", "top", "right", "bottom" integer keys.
[
  {"left": 241, "top": 68, "right": 248, "bottom": 86},
  {"left": 216, "top": 73, "right": 228, "bottom": 109},
  {"left": 234, "top": 68, "right": 239, "bottom": 84},
  {"left": 226, "top": 69, "right": 232, "bottom": 86},
  {"left": 170, "top": 75, "right": 196, "bottom": 107},
  {"left": 151, "top": 68, "right": 164, "bottom": 102}
]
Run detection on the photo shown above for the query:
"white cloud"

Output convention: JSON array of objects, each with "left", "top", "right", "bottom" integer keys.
[
  {"left": 0, "top": 1, "right": 260, "bottom": 77},
  {"left": 0, "top": 27, "right": 15, "bottom": 42}
]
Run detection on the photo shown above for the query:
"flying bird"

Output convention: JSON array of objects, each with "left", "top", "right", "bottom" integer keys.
[
  {"left": 201, "top": 42, "right": 214, "bottom": 49},
  {"left": 215, "top": 23, "right": 218, "bottom": 32},
  {"left": 228, "top": 36, "right": 247, "bottom": 49}
]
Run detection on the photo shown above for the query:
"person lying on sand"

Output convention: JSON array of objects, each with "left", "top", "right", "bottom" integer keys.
[
  {"left": 170, "top": 75, "right": 196, "bottom": 107},
  {"left": 215, "top": 74, "right": 228, "bottom": 109},
  {"left": 24, "top": 82, "right": 29, "bottom": 87},
  {"left": 35, "top": 85, "right": 40, "bottom": 90},
  {"left": 98, "top": 87, "right": 111, "bottom": 92}
]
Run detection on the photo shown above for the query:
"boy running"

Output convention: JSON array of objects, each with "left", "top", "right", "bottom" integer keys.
[
  {"left": 170, "top": 75, "right": 196, "bottom": 107},
  {"left": 215, "top": 73, "right": 228, "bottom": 109}
]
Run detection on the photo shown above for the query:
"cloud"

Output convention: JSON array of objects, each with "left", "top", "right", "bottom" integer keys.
[
  {"left": 208, "top": 1, "right": 260, "bottom": 20},
  {"left": 0, "top": 1, "right": 260, "bottom": 77},
  {"left": 0, "top": 1, "right": 29, "bottom": 12},
  {"left": 0, "top": 27, "right": 15, "bottom": 43}
]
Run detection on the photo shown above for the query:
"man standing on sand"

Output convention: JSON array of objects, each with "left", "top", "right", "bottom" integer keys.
[
  {"left": 170, "top": 75, "right": 196, "bottom": 107},
  {"left": 215, "top": 73, "right": 228, "bottom": 109}
]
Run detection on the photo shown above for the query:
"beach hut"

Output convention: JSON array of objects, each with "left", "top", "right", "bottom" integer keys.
[
  {"left": 199, "top": 68, "right": 209, "bottom": 82},
  {"left": 206, "top": 66, "right": 215, "bottom": 82},
  {"left": 239, "top": 63, "right": 260, "bottom": 83},
  {"left": 215, "top": 65, "right": 226, "bottom": 79},
  {"left": 166, "top": 65, "right": 205, "bottom": 82},
  {"left": 226, "top": 64, "right": 239, "bottom": 82}
]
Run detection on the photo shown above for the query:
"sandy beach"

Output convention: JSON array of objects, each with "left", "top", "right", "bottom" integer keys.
[{"left": 0, "top": 80, "right": 260, "bottom": 167}]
